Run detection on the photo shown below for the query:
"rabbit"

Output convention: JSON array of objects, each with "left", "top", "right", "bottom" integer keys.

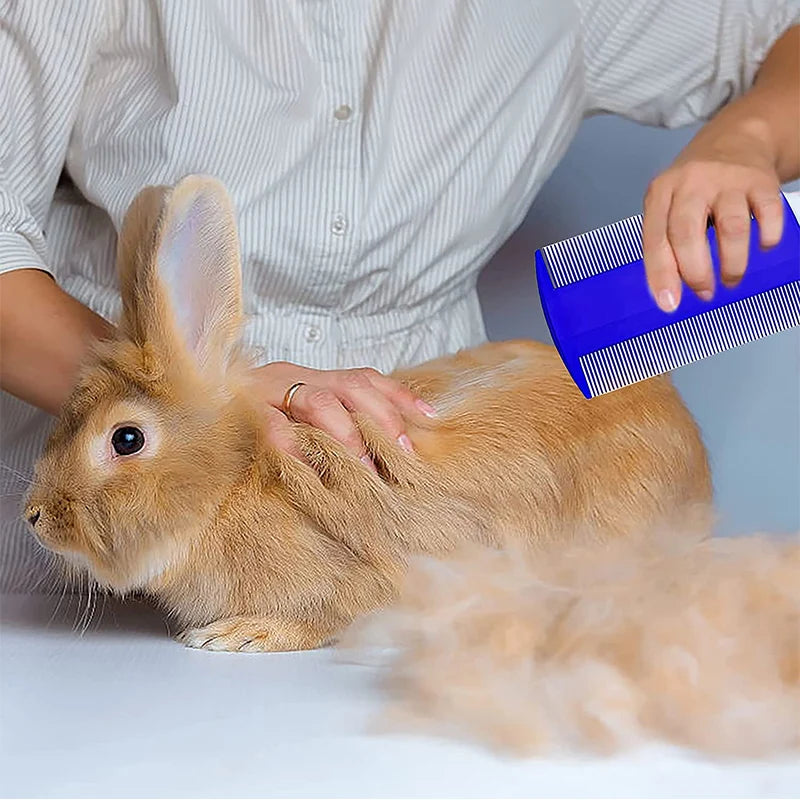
[{"left": 24, "top": 175, "right": 711, "bottom": 652}]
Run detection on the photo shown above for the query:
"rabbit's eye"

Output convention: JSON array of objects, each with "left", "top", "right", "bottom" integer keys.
[{"left": 111, "top": 426, "right": 145, "bottom": 457}]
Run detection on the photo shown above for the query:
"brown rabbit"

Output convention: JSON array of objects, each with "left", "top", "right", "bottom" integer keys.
[{"left": 24, "top": 175, "right": 711, "bottom": 652}]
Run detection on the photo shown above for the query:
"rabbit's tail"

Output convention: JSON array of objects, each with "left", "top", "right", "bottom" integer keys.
[{"left": 341, "top": 525, "right": 800, "bottom": 757}]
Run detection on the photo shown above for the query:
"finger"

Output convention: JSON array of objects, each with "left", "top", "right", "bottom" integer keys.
[
  {"left": 335, "top": 371, "right": 413, "bottom": 452},
  {"left": 363, "top": 368, "right": 437, "bottom": 419},
  {"left": 261, "top": 405, "right": 306, "bottom": 462},
  {"left": 667, "top": 192, "right": 714, "bottom": 300},
  {"left": 642, "top": 181, "right": 682, "bottom": 312},
  {"left": 713, "top": 191, "right": 751, "bottom": 288},
  {"left": 288, "top": 385, "right": 377, "bottom": 470},
  {"left": 749, "top": 187, "right": 784, "bottom": 249}
]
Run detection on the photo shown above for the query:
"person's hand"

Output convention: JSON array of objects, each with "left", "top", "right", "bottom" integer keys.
[
  {"left": 642, "top": 120, "right": 784, "bottom": 312},
  {"left": 250, "top": 361, "right": 437, "bottom": 471}
]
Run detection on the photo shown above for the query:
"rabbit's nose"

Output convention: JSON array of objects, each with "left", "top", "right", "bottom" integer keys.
[{"left": 26, "top": 507, "right": 41, "bottom": 528}]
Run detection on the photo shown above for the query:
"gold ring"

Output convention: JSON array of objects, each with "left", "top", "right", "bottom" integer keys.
[{"left": 282, "top": 381, "right": 306, "bottom": 422}]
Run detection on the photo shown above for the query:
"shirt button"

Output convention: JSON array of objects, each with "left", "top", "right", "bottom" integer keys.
[
  {"left": 331, "top": 214, "right": 348, "bottom": 236},
  {"left": 305, "top": 325, "right": 322, "bottom": 343},
  {"left": 333, "top": 104, "right": 352, "bottom": 121}
]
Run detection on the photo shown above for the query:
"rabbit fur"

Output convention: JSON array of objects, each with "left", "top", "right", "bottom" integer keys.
[
  {"left": 26, "top": 175, "right": 712, "bottom": 654},
  {"left": 342, "top": 531, "right": 799, "bottom": 757}
]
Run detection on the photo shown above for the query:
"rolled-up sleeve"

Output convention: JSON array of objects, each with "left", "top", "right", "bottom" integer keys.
[
  {"left": 0, "top": 1, "right": 100, "bottom": 277},
  {"left": 575, "top": 0, "right": 800, "bottom": 126}
]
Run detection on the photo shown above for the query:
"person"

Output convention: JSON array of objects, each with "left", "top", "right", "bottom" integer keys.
[{"left": 1, "top": 0, "right": 798, "bottom": 591}]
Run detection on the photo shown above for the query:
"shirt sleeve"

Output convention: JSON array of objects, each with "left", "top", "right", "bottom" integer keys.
[
  {"left": 0, "top": 2, "right": 101, "bottom": 278},
  {"left": 574, "top": 0, "right": 800, "bottom": 126}
]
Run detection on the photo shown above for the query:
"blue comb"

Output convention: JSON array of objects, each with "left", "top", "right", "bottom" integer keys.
[{"left": 535, "top": 191, "right": 800, "bottom": 398}]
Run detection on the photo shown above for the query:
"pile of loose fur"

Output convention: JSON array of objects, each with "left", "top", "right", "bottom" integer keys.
[{"left": 341, "top": 532, "right": 800, "bottom": 757}]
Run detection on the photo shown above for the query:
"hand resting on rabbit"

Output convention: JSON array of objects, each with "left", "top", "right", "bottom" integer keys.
[{"left": 25, "top": 176, "right": 711, "bottom": 652}]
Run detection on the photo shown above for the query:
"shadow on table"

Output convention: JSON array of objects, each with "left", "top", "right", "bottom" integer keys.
[{"left": 0, "top": 592, "right": 173, "bottom": 641}]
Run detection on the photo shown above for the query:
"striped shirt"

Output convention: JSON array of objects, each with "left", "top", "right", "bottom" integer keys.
[{"left": 1, "top": 0, "right": 798, "bottom": 591}]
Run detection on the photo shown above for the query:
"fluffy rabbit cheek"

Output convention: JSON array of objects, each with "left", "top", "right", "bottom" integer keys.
[
  {"left": 64, "top": 498, "right": 180, "bottom": 592},
  {"left": 113, "top": 541, "right": 189, "bottom": 593}
]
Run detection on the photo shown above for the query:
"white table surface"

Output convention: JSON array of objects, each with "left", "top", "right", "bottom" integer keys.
[{"left": 1, "top": 593, "right": 798, "bottom": 799}]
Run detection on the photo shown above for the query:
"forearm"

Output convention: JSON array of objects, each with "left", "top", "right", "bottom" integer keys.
[
  {"left": 679, "top": 25, "right": 800, "bottom": 182},
  {"left": 0, "top": 269, "right": 113, "bottom": 415}
]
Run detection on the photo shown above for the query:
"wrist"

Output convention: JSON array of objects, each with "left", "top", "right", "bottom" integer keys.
[
  {"left": 683, "top": 71, "right": 798, "bottom": 182},
  {"left": 724, "top": 80, "right": 797, "bottom": 179},
  {"left": 730, "top": 111, "right": 780, "bottom": 167},
  {"left": 676, "top": 100, "right": 781, "bottom": 175}
]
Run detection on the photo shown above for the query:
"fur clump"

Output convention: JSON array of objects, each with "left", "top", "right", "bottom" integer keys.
[{"left": 342, "top": 532, "right": 800, "bottom": 758}]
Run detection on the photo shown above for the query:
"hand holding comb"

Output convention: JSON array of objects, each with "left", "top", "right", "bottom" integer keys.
[{"left": 535, "top": 192, "right": 800, "bottom": 397}]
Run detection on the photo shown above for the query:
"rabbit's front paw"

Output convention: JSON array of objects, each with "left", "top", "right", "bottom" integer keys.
[{"left": 176, "top": 615, "right": 331, "bottom": 652}]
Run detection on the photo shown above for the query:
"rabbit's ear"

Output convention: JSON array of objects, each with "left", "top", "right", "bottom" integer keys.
[{"left": 118, "top": 175, "right": 243, "bottom": 374}]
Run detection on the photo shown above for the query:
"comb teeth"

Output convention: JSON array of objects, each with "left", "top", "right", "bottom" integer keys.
[
  {"left": 540, "top": 214, "right": 644, "bottom": 288},
  {"left": 579, "top": 281, "right": 800, "bottom": 397}
]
